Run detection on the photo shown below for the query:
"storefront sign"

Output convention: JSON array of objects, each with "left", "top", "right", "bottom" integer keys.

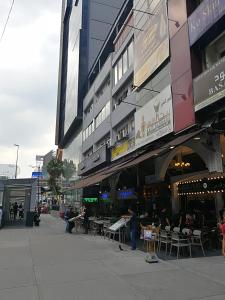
[
  {"left": 133, "top": 0, "right": 169, "bottom": 87},
  {"left": 100, "top": 192, "right": 110, "bottom": 202},
  {"left": 135, "top": 85, "right": 173, "bottom": 148},
  {"left": 188, "top": 0, "right": 225, "bottom": 46},
  {"left": 83, "top": 198, "right": 98, "bottom": 203},
  {"left": 194, "top": 56, "right": 225, "bottom": 111},
  {"left": 117, "top": 188, "right": 137, "bottom": 200},
  {"left": 111, "top": 138, "right": 135, "bottom": 160},
  {"left": 112, "top": 141, "right": 129, "bottom": 159}
]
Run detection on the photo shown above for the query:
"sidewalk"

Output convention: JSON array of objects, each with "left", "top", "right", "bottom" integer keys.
[{"left": 0, "top": 214, "right": 224, "bottom": 300}]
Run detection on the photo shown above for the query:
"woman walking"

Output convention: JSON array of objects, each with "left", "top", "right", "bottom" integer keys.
[{"left": 218, "top": 211, "right": 225, "bottom": 257}]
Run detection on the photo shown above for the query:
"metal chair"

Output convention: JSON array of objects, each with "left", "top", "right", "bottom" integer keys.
[
  {"left": 165, "top": 226, "right": 171, "bottom": 232},
  {"left": 158, "top": 230, "right": 171, "bottom": 256},
  {"left": 191, "top": 230, "right": 206, "bottom": 256},
  {"left": 173, "top": 227, "right": 180, "bottom": 233},
  {"left": 169, "top": 231, "right": 192, "bottom": 259}
]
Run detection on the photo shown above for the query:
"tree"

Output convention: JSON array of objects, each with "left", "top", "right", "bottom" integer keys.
[
  {"left": 62, "top": 159, "right": 76, "bottom": 181},
  {"left": 46, "top": 159, "right": 63, "bottom": 195}
]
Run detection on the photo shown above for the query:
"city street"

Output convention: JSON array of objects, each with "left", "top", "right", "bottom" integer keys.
[{"left": 0, "top": 214, "right": 224, "bottom": 300}]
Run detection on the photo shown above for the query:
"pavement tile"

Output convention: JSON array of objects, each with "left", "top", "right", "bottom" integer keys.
[
  {"left": 122, "top": 269, "right": 225, "bottom": 300},
  {"left": 1, "top": 215, "right": 225, "bottom": 300},
  {"left": 0, "top": 285, "right": 39, "bottom": 300}
]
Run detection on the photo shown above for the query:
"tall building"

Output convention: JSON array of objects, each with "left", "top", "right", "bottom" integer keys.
[
  {"left": 56, "top": 0, "right": 225, "bottom": 217},
  {"left": 56, "top": 0, "right": 127, "bottom": 168}
]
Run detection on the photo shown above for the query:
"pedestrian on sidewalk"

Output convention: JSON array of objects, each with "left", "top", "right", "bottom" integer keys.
[
  {"left": 65, "top": 207, "right": 76, "bottom": 233},
  {"left": 13, "top": 202, "right": 18, "bottom": 220},
  {"left": 218, "top": 211, "right": 225, "bottom": 257},
  {"left": 128, "top": 205, "right": 137, "bottom": 250},
  {"left": 83, "top": 205, "right": 91, "bottom": 234},
  {"left": 18, "top": 204, "right": 24, "bottom": 219}
]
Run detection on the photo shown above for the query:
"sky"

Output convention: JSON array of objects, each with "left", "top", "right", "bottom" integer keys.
[{"left": 0, "top": 0, "right": 62, "bottom": 178}]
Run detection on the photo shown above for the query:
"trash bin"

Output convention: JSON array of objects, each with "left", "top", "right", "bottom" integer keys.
[{"left": 25, "top": 211, "right": 35, "bottom": 227}]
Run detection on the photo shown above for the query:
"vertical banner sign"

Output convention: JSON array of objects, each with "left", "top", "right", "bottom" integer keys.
[{"left": 133, "top": 0, "right": 169, "bottom": 87}]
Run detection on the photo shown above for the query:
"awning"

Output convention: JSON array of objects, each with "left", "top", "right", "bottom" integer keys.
[
  {"left": 73, "top": 128, "right": 205, "bottom": 189},
  {"left": 104, "top": 128, "right": 205, "bottom": 174}
]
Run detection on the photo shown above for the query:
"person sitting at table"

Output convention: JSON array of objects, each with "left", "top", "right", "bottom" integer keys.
[
  {"left": 185, "top": 211, "right": 194, "bottom": 228},
  {"left": 172, "top": 210, "right": 185, "bottom": 231},
  {"left": 218, "top": 211, "right": 225, "bottom": 257},
  {"left": 159, "top": 207, "right": 170, "bottom": 230}
]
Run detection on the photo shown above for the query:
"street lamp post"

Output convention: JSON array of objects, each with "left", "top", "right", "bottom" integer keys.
[{"left": 14, "top": 144, "right": 19, "bottom": 179}]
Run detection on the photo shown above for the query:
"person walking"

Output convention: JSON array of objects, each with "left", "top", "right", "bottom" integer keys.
[
  {"left": 18, "top": 204, "right": 24, "bottom": 219},
  {"left": 83, "top": 205, "right": 91, "bottom": 234},
  {"left": 13, "top": 202, "right": 18, "bottom": 220},
  {"left": 218, "top": 211, "right": 225, "bottom": 257},
  {"left": 128, "top": 205, "right": 137, "bottom": 250},
  {"left": 65, "top": 207, "right": 76, "bottom": 233}
]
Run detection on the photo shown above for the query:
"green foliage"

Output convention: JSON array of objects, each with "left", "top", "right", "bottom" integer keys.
[
  {"left": 62, "top": 159, "right": 76, "bottom": 181},
  {"left": 46, "top": 159, "right": 63, "bottom": 195},
  {"left": 47, "top": 159, "right": 63, "bottom": 178}
]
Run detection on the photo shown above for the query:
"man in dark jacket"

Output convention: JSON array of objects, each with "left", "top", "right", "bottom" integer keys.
[
  {"left": 65, "top": 207, "right": 76, "bottom": 233},
  {"left": 83, "top": 205, "right": 91, "bottom": 234},
  {"left": 128, "top": 205, "right": 137, "bottom": 250}
]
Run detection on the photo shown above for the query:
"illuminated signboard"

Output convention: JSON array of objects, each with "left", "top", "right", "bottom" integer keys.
[
  {"left": 100, "top": 192, "right": 110, "bottom": 202},
  {"left": 83, "top": 198, "right": 98, "bottom": 203},
  {"left": 117, "top": 189, "right": 137, "bottom": 200}
]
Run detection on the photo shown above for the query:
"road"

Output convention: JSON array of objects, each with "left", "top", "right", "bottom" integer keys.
[{"left": 0, "top": 214, "right": 224, "bottom": 300}]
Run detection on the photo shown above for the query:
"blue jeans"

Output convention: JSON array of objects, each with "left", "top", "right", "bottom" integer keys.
[{"left": 130, "top": 229, "right": 137, "bottom": 250}]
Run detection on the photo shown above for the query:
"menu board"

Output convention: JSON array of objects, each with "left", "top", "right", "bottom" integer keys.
[{"left": 108, "top": 217, "right": 131, "bottom": 232}]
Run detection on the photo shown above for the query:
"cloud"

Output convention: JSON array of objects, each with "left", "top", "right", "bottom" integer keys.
[{"left": 0, "top": 0, "right": 61, "bottom": 177}]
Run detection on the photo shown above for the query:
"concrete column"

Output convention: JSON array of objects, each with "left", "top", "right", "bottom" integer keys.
[{"left": 171, "top": 183, "right": 180, "bottom": 214}]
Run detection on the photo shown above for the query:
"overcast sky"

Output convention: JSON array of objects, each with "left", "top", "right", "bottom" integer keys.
[{"left": 0, "top": 0, "right": 62, "bottom": 178}]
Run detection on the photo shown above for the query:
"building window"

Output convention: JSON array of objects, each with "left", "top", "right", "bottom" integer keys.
[
  {"left": 118, "top": 57, "right": 123, "bottom": 80},
  {"left": 116, "top": 124, "right": 129, "bottom": 141},
  {"left": 128, "top": 40, "right": 133, "bottom": 68},
  {"left": 95, "top": 101, "right": 110, "bottom": 129},
  {"left": 96, "top": 135, "right": 110, "bottom": 150},
  {"left": 113, "top": 40, "right": 134, "bottom": 86},
  {"left": 204, "top": 31, "right": 225, "bottom": 69},
  {"left": 82, "top": 121, "right": 94, "bottom": 142},
  {"left": 123, "top": 49, "right": 128, "bottom": 74}
]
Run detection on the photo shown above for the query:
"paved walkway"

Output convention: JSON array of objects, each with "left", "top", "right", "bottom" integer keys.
[{"left": 0, "top": 214, "right": 224, "bottom": 300}]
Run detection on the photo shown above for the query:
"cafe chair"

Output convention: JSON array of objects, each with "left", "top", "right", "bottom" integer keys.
[
  {"left": 182, "top": 228, "right": 192, "bottom": 236},
  {"left": 165, "top": 226, "right": 171, "bottom": 232},
  {"left": 158, "top": 230, "right": 171, "bottom": 256},
  {"left": 169, "top": 231, "right": 192, "bottom": 259},
  {"left": 173, "top": 227, "right": 181, "bottom": 233},
  {"left": 191, "top": 230, "right": 206, "bottom": 256}
]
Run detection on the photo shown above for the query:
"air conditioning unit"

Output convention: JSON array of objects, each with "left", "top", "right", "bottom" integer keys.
[
  {"left": 122, "top": 132, "right": 129, "bottom": 139},
  {"left": 106, "top": 139, "right": 114, "bottom": 148}
]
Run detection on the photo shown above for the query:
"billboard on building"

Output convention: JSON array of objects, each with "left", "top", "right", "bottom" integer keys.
[
  {"left": 188, "top": 0, "right": 225, "bottom": 46},
  {"left": 111, "top": 138, "right": 135, "bottom": 161},
  {"left": 133, "top": 0, "right": 169, "bottom": 87},
  {"left": 135, "top": 85, "right": 173, "bottom": 148},
  {"left": 194, "top": 56, "right": 225, "bottom": 111}
]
